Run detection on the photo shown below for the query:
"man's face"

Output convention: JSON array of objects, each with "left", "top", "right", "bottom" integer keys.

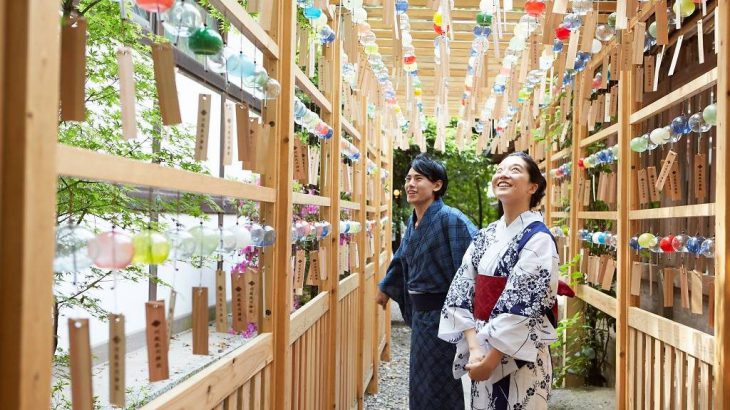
[{"left": 404, "top": 168, "right": 442, "bottom": 206}]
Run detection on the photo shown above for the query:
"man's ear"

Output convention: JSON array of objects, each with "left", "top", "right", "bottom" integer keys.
[{"left": 433, "top": 180, "right": 443, "bottom": 194}]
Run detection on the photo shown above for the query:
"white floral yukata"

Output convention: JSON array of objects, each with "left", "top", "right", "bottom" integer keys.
[{"left": 438, "top": 211, "right": 559, "bottom": 410}]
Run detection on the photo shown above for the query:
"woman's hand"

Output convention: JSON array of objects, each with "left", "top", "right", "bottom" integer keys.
[
  {"left": 468, "top": 346, "right": 486, "bottom": 365},
  {"left": 464, "top": 348, "right": 504, "bottom": 382}
]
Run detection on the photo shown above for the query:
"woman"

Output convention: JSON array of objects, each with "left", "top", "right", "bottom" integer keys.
[{"left": 439, "top": 152, "right": 559, "bottom": 409}]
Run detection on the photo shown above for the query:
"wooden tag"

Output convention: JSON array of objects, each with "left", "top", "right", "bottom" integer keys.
[
  {"left": 192, "top": 287, "right": 209, "bottom": 355},
  {"left": 215, "top": 269, "right": 227, "bottom": 332},
  {"left": 60, "top": 17, "right": 87, "bottom": 122},
  {"left": 616, "top": 0, "right": 628, "bottom": 29},
  {"left": 580, "top": 12, "right": 597, "bottom": 52},
  {"left": 244, "top": 268, "right": 259, "bottom": 328},
  {"left": 644, "top": 56, "right": 655, "bottom": 92},
  {"left": 697, "top": 20, "right": 705, "bottom": 64},
  {"left": 695, "top": 153, "right": 707, "bottom": 199},
  {"left": 298, "top": 28, "right": 309, "bottom": 68},
  {"left": 319, "top": 247, "right": 328, "bottom": 281},
  {"left": 646, "top": 166, "right": 660, "bottom": 202},
  {"left": 601, "top": 56, "right": 609, "bottom": 89},
  {"left": 633, "top": 23, "right": 646, "bottom": 65},
  {"left": 604, "top": 92, "right": 611, "bottom": 122},
  {"left": 631, "top": 262, "right": 643, "bottom": 296},
  {"left": 601, "top": 258, "right": 616, "bottom": 290},
  {"left": 350, "top": 241, "right": 360, "bottom": 269},
  {"left": 583, "top": 175, "right": 592, "bottom": 206},
  {"left": 194, "top": 94, "right": 211, "bottom": 161},
  {"left": 255, "top": 122, "right": 271, "bottom": 175},
  {"left": 708, "top": 276, "right": 715, "bottom": 329},
  {"left": 580, "top": 248, "right": 589, "bottom": 274},
  {"left": 690, "top": 270, "right": 703, "bottom": 314},
  {"left": 108, "top": 314, "right": 125, "bottom": 408},
  {"left": 307, "top": 250, "right": 321, "bottom": 284},
  {"left": 680, "top": 267, "right": 690, "bottom": 309},
  {"left": 610, "top": 46, "right": 619, "bottom": 75},
  {"left": 231, "top": 271, "right": 246, "bottom": 332},
  {"left": 69, "top": 318, "right": 93, "bottom": 410},
  {"left": 633, "top": 66, "right": 644, "bottom": 103},
  {"left": 610, "top": 86, "right": 619, "bottom": 116},
  {"left": 294, "top": 249, "right": 306, "bottom": 294},
  {"left": 653, "top": 46, "right": 665, "bottom": 92},
  {"left": 655, "top": 150, "right": 677, "bottom": 192},
  {"left": 597, "top": 173, "right": 608, "bottom": 202},
  {"left": 598, "top": 255, "right": 609, "bottom": 285},
  {"left": 566, "top": 30, "right": 580, "bottom": 70},
  {"left": 553, "top": 0, "right": 568, "bottom": 14},
  {"left": 608, "top": 172, "right": 618, "bottom": 204},
  {"left": 655, "top": 0, "right": 669, "bottom": 45},
  {"left": 621, "top": 33, "right": 633, "bottom": 71},
  {"left": 117, "top": 47, "right": 137, "bottom": 140},
  {"left": 166, "top": 289, "right": 176, "bottom": 349},
  {"left": 668, "top": 35, "right": 683, "bottom": 76},
  {"left": 308, "top": 146, "right": 321, "bottom": 186},
  {"left": 293, "top": 138, "right": 307, "bottom": 182},
  {"left": 151, "top": 42, "right": 181, "bottom": 125},
  {"left": 257, "top": 0, "right": 273, "bottom": 31},
  {"left": 236, "top": 104, "right": 253, "bottom": 165},
  {"left": 222, "top": 102, "right": 234, "bottom": 166},
  {"left": 145, "top": 301, "right": 169, "bottom": 382},
  {"left": 663, "top": 268, "right": 675, "bottom": 307},
  {"left": 669, "top": 159, "right": 682, "bottom": 201},
  {"left": 637, "top": 168, "right": 650, "bottom": 205}
]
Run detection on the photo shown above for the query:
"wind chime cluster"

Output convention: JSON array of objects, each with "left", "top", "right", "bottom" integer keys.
[
  {"left": 630, "top": 102, "right": 716, "bottom": 152},
  {"left": 294, "top": 96, "right": 335, "bottom": 139},
  {"left": 630, "top": 232, "right": 715, "bottom": 258},
  {"left": 390, "top": 1, "right": 428, "bottom": 152},
  {"left": 578, "top": 145, "right": 619, "bottom": 169},
  {"left": 153, "top": 0, "right": 282, "bottom": 98},
  {"left": 578, "top": 228, "right": 619, "bottom": 248},
  {"left": 298, "top": 1, "right": 337, "bottom": 44}
]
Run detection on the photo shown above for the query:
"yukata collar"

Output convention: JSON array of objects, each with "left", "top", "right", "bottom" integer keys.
[
  {"left": 498, "top": 210, "right": 543, "bottom": 236},
  {"left": 412, "top": 198, "right": 444, "bottom": 229}
]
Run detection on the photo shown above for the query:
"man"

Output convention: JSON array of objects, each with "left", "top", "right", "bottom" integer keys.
[{"left": 376, "top": 153, "right": 477, "bottom": 409}]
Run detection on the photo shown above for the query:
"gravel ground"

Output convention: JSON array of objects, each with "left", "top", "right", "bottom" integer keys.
[{"left": 365, "top": 305, "right": 616, "bottom": 409}]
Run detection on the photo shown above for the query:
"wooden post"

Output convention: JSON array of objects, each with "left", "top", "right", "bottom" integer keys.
[
  {"left": 381, "top": 129, "right": 394, "bottom": 363},
  {"left": 266, "top": 1, "right": 296, "bottom": 409},
  {"left": 714, "top": 0, "right": 730, "bottom": 406},
  {"left": 355, "top": 90, "right": 369, "bottom": 408},
  {"left": 0, "top": 0, "right": 60, "bottom": 408},
  {"left": 616, "top": 39, "right": 634, "bottom": 410}
]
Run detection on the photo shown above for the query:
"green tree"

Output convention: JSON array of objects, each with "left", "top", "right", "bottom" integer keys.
[{"left": 392, "top": 118, "right": 498, "bottom": 230}]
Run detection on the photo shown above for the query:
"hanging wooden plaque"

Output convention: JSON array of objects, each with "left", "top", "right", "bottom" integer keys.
[
  {"left": 663, "top": 268, "right": 675, "bottom": 307},
  {"left": 215, "top": 269, "right": 227, "bottom": 332},
  {"left": 244, "top": 268, "right": 259, "bottom": 328},
  {"left": 637, "top": 168, "right": 649, "bottom": 205},
  {"left": 580, "top": 12, "right": 597, "bottom": 52},
  {"left": 307, "top": 250, "right": 322, "bottom": 285},
  {"left": 695, "top": 153, "right": 707, "bottom": 199},
  {"left": 258, "top": 0, "right": 273, "bottom": 31},
  {"left": 231, "top": 271, "right": 246, "bottom": 332},
  {"left": 192, "top": 287, "right": 208, "bottom": 355},
  {"left": 633, "top": 66, "right": 644, "bottom": 103},
  {"left": 166, "top": 289, "right": 176, "bottom": 349},
  {"left": 108, "top": 314, "right": 125, "bottom": 408},
  {"left": 601, "top": 257, "right": 616, "bottom": 290},
  {"left": 608, "top": 171, "right": 618, "bottom": 204},
  {"left": 597, "top": 173, "right": 608, "bottom": 202},
  {"left": 298, "top": 28, "right": 309, "bottom": 69},
  {"left": 680, "top": 266, "right": 690, "bottom": 309},
  {"left": 668, "top": 35, "right": 684, "bottom": 76},
  {"left": 222, "top": 102, "right": 234, "bottom": 166},
  {"left": 151, "top": 42, "right": 181, "bottom": 125},
  {"left": 69, "top": 319, "right": 93, "bottom": 410},
  {"left": 60, "top": 17, "right": 87, "bottom": 122},
  {"left": 655, "top": 0, "right": 669, "bottom": 45},
  {"left": 655, "top": 150, "right": 677, "bottom": 192},
  {"left": 646, "top": 166, "right": 660, "bottom": 202},
  {"left": 708, "top": 276, "right": 715, "bottom": 329},
  {"left": 293, "top": 138, "right": 307, "bottom": 183},
  {"left": 194, "top": 94, "right": 211, "bottom": 161},
  {"left": 597, "top": 255, "right": 609, "bottom": 285},
  {"left": 294, "top": 249, "right": 306, "bottom": 295},
  {"left": 350, "top": 241, "right": 360, "bottom": 269},
  {"left": 668, "top": 159, "right": 682, "bottom": 201},
  {"left": 117, "top": 47, "right": 137, "bottom": 140},
  {"left": 236, "top": 104, "right": 252, "bottom": 165},
  {"left": 580, "top": 248, "right": 589, "bottom": 274},
  {"left": 248, "top": 119, "right": 263, "bottom": 173},
  {"left": 583, "top": 175, "right": 592, "bottom": 206},
  {"left": 319, "top": 247, "right": 328, "bottom": 281},
  {"left": 697, "top": 20, "right": 705, "bottom": 64},
  {"left": 644, "top": 56, "right": 655, "bottom": 92},
  {"left": 616, "top": 0, "right": 628, "bottom": 29},
  {"left": 653, "top": 46, "right": 665, "bottom": 92},
  {"left": 690, "top": 270, "right": 703, "bottom": 314},
  {"left": 553, "top": 0, "right": 568, "bottom": 14},
  {"left": 631, "top": 261, "right": 643, "bottom": 296},
  {"left": 633, "top": 23, "right": 646, "bottom": 65},
  {"left": 145, "top": 301, "right": 169, "bottom": 382}
]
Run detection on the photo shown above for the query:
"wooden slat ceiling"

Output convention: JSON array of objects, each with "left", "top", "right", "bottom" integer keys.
[{"left": 363, "top": 0, "right": 616, "bottom": 114}]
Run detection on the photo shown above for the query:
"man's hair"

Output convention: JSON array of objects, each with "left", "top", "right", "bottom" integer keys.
[{"left": 409, "top": 153, "right": 448, "bottom": 198}]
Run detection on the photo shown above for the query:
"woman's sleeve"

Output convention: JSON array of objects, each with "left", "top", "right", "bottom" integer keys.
[
  {"left": 480, "top": 232, "right": 559, "bottom": 363},
  {"left": 438, "top": 230, "right": 481, "bottom": 344}
]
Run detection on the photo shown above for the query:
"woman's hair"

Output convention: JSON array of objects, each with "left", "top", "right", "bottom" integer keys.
[
  {"left": 496, "top": 152, "right": 547, "bottom": 216},
  {"left": 409, "top": 153, "right": 448, "bottom": 198}
]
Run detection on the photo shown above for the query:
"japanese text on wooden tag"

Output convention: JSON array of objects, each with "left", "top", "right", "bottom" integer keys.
[{"left": 655, "top": 150, "right": 677, "bottom": 192}]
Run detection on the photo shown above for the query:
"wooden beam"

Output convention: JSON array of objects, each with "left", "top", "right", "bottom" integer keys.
[
  {"left": 56, "top": 145, "right": 277, "bottom": 203},
  {"left": 337, "top": 273, "right": 360, "bottom": 301},
  {"left": 207, "top": 0, "right": 280, "bottom": 58},
  {"left": 629, "top": 307, "right": 714, "bottom": 364},
  {"left": 715, "top": 0, "right": 730, "bottom": 405},
  {"left": 292, "top": 192, "right": 332, "bottom": 207},
  {"left": 575, "top": 285, "right": 617, "bottom": 317},
  {"left": 581, "top": 123, "right": 619, "bottom": 147},
  {"left": 295, "top": 66, "right": 333, "bottom": 113},
  {"left": 0, "top": 0, "right": 60, "bottom": 408},
  {"left": 629, "top": 203, "right": 715, "bottom": 219},
  {"left": 289, "top": 292, "right": 330, "bottom": 344}
]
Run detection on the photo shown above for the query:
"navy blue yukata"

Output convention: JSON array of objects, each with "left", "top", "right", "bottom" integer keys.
[{"left": 380, "top": 198, "right": 477, "bottom": 410}]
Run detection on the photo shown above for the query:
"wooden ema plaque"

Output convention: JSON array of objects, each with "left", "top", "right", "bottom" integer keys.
[
  {"left": 695, "top": 153, "right": 707, "bottom": 199},
  {"left": 655, "top": 150, "right": 677, "bottom": 192},
  {"left": 631, "top": 262, "right": 643, "bottom": 296},
  {"left": 108, "top": 314, "right": 126, "bottom": 408},
  {"left": 192, "top": 287, "right": 208, "bottom": 355},
  {"left": 646, "top": 166, "right": 660, "bottom": 202},
  {"left": 60, "top": 17, "right": 87, "bottom": 122},
  {"left": 194, "top": 94, "right": 212, "bottom": 161},
  {"left": 222, "top": 102, "right": 234, "bottom": 166},
  {"left": 69, "top": 318, "right": 93, "bottom": 410},
  {"left": 306, "top": 249, "right": 321, "bottom": 286},
  {"left": 244, "top": 268, "right": 259, "bottom": 328},
  {"left": 680, "top": 267, "right": 690, "bottom": 309},
  {"left": 151, "top": 42, "right": 181, "bottom": 125},
  {"left": 117, "top": 47, "right": 137, "bottom": 140},
  {"left": 601, "top": 258, "right": 616, "bottom": 290},
  {"left": 294, "top": 249, "right": 306, "bottom": 295},
  {"left": 166, "top": 289, "right": 176, "bottom": 349},
  {"left": 293, "top": 138, "right": 308, "bottom": 183},
  {"left": 690, "top": 270, "right": 703, "bottom": 314},
  {"left": 145, "top": 301, "right": 169, "bottom": 381},
  {"left": 663, "top": 268, "right": 675, "bottom": 307},
  {"left": 215, "top": 269, "right": 227, "bottom": 332},
  {"left": 231, "top": 270, "right": 246, "bottom": 332},
  {"left": 236, "top": 104, "right": 253, "bottom": 166}
]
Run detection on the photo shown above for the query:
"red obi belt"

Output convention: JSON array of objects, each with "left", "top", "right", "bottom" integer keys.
[{"left": 473, "top": 275, "right": 575, "bottom": 322}]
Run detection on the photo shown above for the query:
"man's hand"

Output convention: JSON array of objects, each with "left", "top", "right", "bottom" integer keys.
[{"left": 375, "top": 289, "right": 390, "bottom": 309}]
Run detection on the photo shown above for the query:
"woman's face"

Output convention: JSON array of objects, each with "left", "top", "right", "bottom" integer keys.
[{"left": 492, "top": 156, "right": 537, "bottom": 207}]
